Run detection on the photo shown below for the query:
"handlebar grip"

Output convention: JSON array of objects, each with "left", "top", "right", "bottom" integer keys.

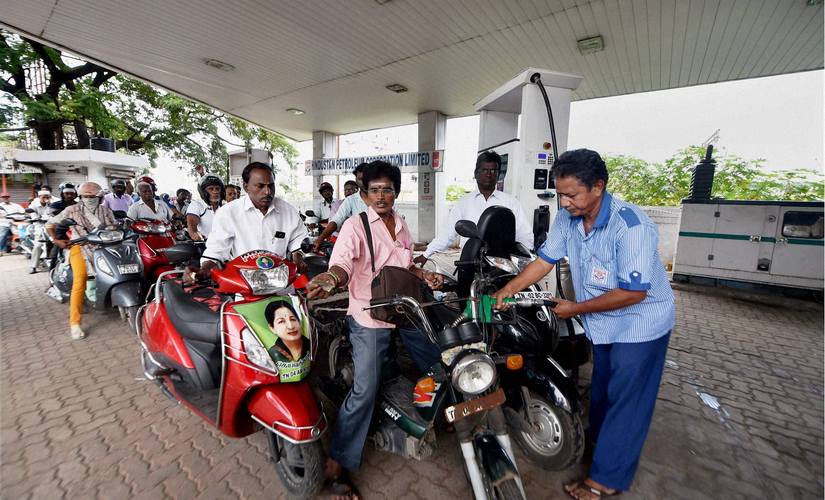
[{"left": 453, "top": 260, "right": 477, "bottom": 267}]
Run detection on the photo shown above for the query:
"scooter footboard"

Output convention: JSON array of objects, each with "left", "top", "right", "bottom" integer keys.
[{"left": 247, "top": 382, "right": 326, "bottom": 443}]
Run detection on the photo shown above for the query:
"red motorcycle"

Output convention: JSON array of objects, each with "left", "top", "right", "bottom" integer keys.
[
  {"left": 136, "top": 248, "right": 326, "bottom": 498},
  {"left": 130, "top": 218, "right": 176, "bottom": 281}
]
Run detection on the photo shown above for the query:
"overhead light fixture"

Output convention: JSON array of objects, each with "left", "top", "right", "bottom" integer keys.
[
  {"left": 204, "top": 59, "right": 236, "bottom": 72},
  {"left": 577, "top": 35, "right": 604, "bottom": 55},
  {"left": 385, "top": 83, "right": 408, "bottom": 93},
  {"left": 286, "top": 108, "right": 305, "bottom": 115}
]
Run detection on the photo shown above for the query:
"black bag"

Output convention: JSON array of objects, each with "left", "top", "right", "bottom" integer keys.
[{"left": 360, "top": 212, "right": 423, "bottom": 326}]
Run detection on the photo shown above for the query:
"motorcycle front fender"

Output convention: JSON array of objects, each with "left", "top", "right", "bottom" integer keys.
[
  {"left": 521, "top": 355, "right": 581, "bottom": 414},
  {"left": 246, "top": 382, "right": 326, "bottom": 444},
  {"left": 475, "top": 434, "right": 518, "bottom": 484},
  {"left": 108, "top": 280, "right": 142, "bottom": 307}
]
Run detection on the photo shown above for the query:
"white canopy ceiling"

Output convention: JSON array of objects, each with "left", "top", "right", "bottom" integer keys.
[{"left": 2, "top": 0, "right": 822, "bottom": 140}]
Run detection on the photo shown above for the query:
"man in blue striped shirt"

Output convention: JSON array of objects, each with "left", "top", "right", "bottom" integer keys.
[{"left": 495, "top": 149, "right": 675, "bottom": 499}]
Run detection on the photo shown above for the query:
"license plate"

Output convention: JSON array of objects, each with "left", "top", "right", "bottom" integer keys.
[
  {"left": 444, "top": 388, "right": 505, "bottom": 423},
  {"left": 118, "top": 264, "right": 140, "bottom": 274}
]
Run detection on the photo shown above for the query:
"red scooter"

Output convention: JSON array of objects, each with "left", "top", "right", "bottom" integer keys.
[
  {"left": 136, "top": 248, "right": 326, "bottom": 498},
  {"left": 130, "top": 218, "right": 176, "bottom": 281}
]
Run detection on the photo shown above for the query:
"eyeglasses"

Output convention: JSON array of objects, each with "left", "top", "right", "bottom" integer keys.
[{"left": 367, "top": 187, "right": 396, "bottom": 196}]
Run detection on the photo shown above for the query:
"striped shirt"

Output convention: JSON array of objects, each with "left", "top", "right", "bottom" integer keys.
[{"left": 538, "top": 192, "right": 675, "bottom": 344}]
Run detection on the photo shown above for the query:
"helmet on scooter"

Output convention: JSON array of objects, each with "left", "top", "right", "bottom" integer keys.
[{"left": 198, "top": 174, "right": 226, "bottom": 204}]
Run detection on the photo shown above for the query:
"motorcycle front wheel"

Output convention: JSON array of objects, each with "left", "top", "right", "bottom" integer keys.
[
  {"left": 494, "top": 478, "right": 526, "bottom": 500},
  {"left": 267, "top": 432, "right": 323, "bottom": 499},
  {"left": 510, "top": 391, "right": 584, "bottom": 470}
]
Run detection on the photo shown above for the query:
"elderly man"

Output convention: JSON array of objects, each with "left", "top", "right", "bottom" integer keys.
[
  {"left": 494, "top": 149, "right": 675, "bottom": 499},
  {"left": 127, "top": 181, "right": 173, "bottom": 221},
  {"left": 28, "top": 190, "right": 52, "bottom": 274},
  {"left": 102, "top": 179, "right": 134, "bottom": 214},
  {"left": 47, "top": 182, "right": 116, "bottom": 339},
  {"left": 0, "top": 192, "right": 24, "bottom": 256},
  {"left": 193, "top": 162, "right": 307, "bottom": 280}
]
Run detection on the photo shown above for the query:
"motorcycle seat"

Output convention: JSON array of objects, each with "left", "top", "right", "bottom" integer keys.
[{"left": 162, "top": 281, "right": 221, "bottom": 345}]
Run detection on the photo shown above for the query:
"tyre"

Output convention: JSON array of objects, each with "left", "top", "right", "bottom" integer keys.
[
  {"left": 267, "top": 432, "right": 323, "bottom": 499},
  {"left": 510, "top": 391, "right": 584, "bottom": 470},
  {"left": 493, "top": 478, "right": 526, "bottom": 500}
]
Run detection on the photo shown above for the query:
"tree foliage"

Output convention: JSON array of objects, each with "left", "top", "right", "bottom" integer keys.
[
  {"left": 605, "top": 146, "right": 823, "bottom": 206},
  {"left": 445, "top": 184, "right": 471, "bottom": 202},
  {"left": 0, "top": 30, "right": 295, "bottom": 177}
]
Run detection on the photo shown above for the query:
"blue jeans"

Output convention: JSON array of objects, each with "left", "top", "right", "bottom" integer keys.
[
  {"left": 589, "top": 332, "right": 670, "bottom": 491},
  {"left": 0, "top": 226, "right": 10, "bottom": 252},
  {"left": 329, "top": 316, "right": 442, "bottom": 471}
]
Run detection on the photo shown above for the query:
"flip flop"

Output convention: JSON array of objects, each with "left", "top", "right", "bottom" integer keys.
[
  {"left": 564, "top": 479, "right": 621, "bottom": 499},
  {"left": 330, "top": 475, "right": 361, "bottom": 500}
]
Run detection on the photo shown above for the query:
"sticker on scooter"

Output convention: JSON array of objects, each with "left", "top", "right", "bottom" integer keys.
[
  {"left": 256, "top": 256, "right": 275, "bottom": 269},
  {"left": 413, "top": 382, "right": 441, "bottom": 407}
]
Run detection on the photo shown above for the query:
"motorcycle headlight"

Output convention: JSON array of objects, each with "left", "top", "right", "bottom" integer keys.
[
  {"left": 240, "top": 264, "right": 290, "bottom": 294},
  {"left": 97, "top": 230, "right": 124, "bottom": 242},
  {"left": 148, "top": 222, "right": 168, "bottom": 234},
  {"left": 451, "top": 352, "right": 496, "bottom": 395},
  {"left": 96, "top": 256, "right": 113, "bottom": 276},
  {"left": 241, "top": 327, "right": 278, "bottom": 372},
  {"left": 511, "top": 254, "right": 535, "bottom": 272},
  {"left": 486, "top": 256, "right": 519, "bottom": 274}
]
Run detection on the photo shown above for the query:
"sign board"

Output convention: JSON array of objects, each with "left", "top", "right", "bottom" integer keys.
[{"left": 309, "top": 150, "right": 444, "bottom": 175}]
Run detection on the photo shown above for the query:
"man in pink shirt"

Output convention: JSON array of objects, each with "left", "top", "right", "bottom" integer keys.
[{"left": 307, "top": 161, "right": 443, "bottom": 499}]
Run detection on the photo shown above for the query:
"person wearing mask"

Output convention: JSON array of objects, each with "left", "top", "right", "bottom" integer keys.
[
  {"left": 190, "top": 162, "right": 307, "bottom": 281},
  {"left": 102, "top": 179, "right": 133, "bottom": 214},
  {"left": 46, "top": 182, "right": 116, "bottom": 340},
  {"left": 186, "top": 175, "right": 225, "bottom": 241},
  {"left": 313, "top": 163, "right": 369, "bottom": 252},
  {"left": 0, "top": 192, "right": 24, "bottom": 256},
  {"left": 493, "top": 149, "right": 675, "bottom": 499},
  {"left": 413, "top": 151, "right": 533, "bottom": 266},
  {"left": 330, "top": 180, "right": 358, "bottom": 220},
  {"left": 128, "top": 181, "right": 173, "bottom": 222},
  {"left": 306, "top": 161, "right": 443, "bottom": 499},
  {"left": 314, "top": 182, "right": 335, "bottom": 223},
  {"left": 28, "top": 190, "right": 52, "bottom": 273},
  {"left": 225, "top": 184, "right": 241, "bottom": 203}
]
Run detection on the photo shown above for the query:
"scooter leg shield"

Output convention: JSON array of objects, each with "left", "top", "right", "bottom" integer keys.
[
  {"left": 246, "top": 382, "right": 326, "bottom": 443},
  {"left": 108, "top": 281, "right": 142, "bottom": 307}
]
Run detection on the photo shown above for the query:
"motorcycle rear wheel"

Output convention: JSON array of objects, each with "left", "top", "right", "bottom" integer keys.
[
  {"left": 267, "top": 432, "right": 323, "bottom": 499},
  {"left": 511, "top": 391, "right": 584, "bottom": 470}
]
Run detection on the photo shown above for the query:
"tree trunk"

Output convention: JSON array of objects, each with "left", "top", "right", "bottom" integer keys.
[
  {"left": 27, "top": 119, "right": 64, "bottom": 150},
  {"left": 73, "top": 120, "right": 90, "bottom": 149}
]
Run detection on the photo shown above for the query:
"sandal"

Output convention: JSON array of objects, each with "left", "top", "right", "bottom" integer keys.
[
  {"left": 564, "top": 478, "right": 621, "bottom": 499},
  {"left": 330, "top": 475, "right": 361, "bottom": 500}
]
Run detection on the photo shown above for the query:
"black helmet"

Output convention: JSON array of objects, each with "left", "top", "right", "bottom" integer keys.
[{"left": 198, "top": 174, "right": 226, "bottom": 203}]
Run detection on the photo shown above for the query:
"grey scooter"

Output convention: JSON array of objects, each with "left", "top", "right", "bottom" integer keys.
[{"left": 47, "top": 218, "right": 144, "bottom": 330}]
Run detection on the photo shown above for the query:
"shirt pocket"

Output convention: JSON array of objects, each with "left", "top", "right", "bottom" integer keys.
[
  {"left": 583, "top": 255, "right": 616, "bottom": 294},
  {"left": 270, "top": 235, "right": 289, "bottom": 257}
]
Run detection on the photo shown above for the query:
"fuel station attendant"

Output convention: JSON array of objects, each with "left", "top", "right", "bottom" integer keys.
[{"left": 494, "top": 149, "right": 675, "bottom": 499}]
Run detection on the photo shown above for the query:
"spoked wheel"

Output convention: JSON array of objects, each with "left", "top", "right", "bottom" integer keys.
[
  {"left": 510, "top": 391, "right": 584, "bottom": 469},
  {"left": 267, "top": 431, "right": 323, "bottom": 499}
]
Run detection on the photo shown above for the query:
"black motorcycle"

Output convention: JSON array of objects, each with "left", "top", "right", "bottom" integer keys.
[{"left": 450, "top": 207, "right": 589, "bottom": 470}]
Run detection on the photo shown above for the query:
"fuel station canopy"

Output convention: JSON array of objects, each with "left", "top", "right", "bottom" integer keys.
[{"left": 1, "top": 0, "right": 821, "bottom": 142}]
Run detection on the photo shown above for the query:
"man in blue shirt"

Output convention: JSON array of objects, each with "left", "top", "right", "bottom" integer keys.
[{"left": 494, "top": 149, "right": 675, "bottom": 499}]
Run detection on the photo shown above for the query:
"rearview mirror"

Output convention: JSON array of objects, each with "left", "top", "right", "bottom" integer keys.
[
  {"left": 25, "top": 208, "right": 35, "bottom": 213},
  {"left": 304, "top": 210, "right": 316, "bottom": 217},
  {"left": 58, "top": 218, "right": 77, "bottom": 227},
  {"left": 455, "top": 220, "right": 480, "bottom": 239},
  {"left": 112, "top": 210, "right": 128, "bottom": 219}
]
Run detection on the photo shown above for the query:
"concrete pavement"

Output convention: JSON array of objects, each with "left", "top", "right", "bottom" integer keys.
[{"left": 0, "top": 252, "right": 822, "bottom": 499}]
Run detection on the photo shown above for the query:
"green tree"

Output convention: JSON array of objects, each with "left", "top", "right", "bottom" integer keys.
[
  {"left": 445, "top": 184, "right": 470, "bottom": 202},
  {"left": 0, "top": 30, "right": 295, "bottom": 177},
  {"left": 605, "top": 146, "right": 823, "bottom": 206}
]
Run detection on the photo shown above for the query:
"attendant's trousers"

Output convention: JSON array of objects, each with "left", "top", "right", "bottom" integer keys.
[{"left": 589, "top": 333, "right": 670, "bottom": 491}]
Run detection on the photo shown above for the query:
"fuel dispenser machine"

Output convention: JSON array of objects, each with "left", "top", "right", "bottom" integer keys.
[{"left": 474, "top": 68, "right": 582, "bottom": 296}]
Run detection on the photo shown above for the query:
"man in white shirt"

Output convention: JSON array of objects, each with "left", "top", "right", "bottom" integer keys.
[
  {"left": 312, "top": 163, "right": 369, "bottom": 252},
  {"left": 186, "top": 174, "right": 225, "bottom": 241},
  {"left": 414, "top": 151, "right": 534, "bottom": 265},
  {"left": 127, "top": 181, "right": 173, "bottom": 221},
  {"left": 194, "top": 162, "right": 307, "bottom": 280},
  {"left": 314, "top": 182, "right": 335, "bottom": 222},
  {"left": 0, "top": 192, "right": 24, "bottom": 255}
]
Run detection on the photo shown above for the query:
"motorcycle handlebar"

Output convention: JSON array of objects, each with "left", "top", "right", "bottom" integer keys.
[{"left": 453, "top": 260, "right": 478, "bottom": 267}]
